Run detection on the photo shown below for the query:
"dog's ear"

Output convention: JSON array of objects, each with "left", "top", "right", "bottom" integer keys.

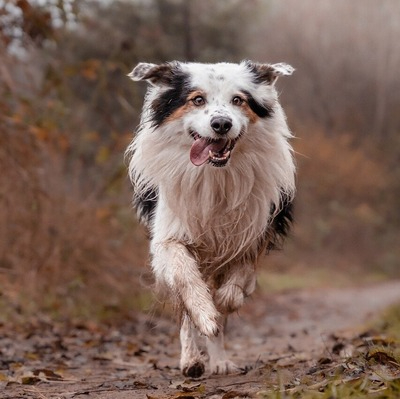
[
  {"left": 245, "top": 61, "right": 294, "bottom": 85},
  {"left": 128, "top": 62, "right": 176, "bottom": 87}
]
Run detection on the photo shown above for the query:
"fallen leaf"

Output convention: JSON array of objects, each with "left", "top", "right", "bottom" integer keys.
[
  {"left": 366, "top": 349, "right": 399, "bottom": 366},
  {"left": 33, "top": 368, "right": 63, "bottom": 381},
  {"left": 21, "top": 376, "right": 41, "bottom": 385}
]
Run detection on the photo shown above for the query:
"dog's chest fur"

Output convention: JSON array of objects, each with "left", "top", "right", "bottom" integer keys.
[{"left": 159, "top": 165, "right": 269, "bottom": 267}]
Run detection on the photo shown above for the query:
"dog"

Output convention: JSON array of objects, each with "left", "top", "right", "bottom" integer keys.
[{"left": 126, "top": 60, "right": 296, "bottom": 377}]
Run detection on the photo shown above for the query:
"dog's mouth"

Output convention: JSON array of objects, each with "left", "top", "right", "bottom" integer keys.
[{"left": 189, "top": 133, "right": 237, "bottom": 167}]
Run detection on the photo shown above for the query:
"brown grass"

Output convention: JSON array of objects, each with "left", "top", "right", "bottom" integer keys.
[{"left": 267, "top": 126, "right": 398, "bottom": 278}]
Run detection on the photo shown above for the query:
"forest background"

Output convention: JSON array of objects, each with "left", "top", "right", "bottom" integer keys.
[{"left": 1, "top": 0, "right": 399, "bottom": 322}]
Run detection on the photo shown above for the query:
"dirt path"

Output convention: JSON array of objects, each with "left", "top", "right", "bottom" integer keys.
[{"left": 2, "top": 281, "right": 400, "bottom": 398}]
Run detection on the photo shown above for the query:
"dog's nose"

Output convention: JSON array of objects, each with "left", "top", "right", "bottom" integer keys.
[{"left": 210, "top": 117, "right": 232, "bottom": 135}]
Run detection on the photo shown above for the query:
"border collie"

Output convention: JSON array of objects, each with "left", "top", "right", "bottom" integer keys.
[{"left": 126, "top": 60, "right": 296, "bottom": 377}]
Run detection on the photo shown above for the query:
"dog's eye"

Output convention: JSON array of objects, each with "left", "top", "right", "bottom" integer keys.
[
  {"left": 192, "top": 96, "right": 206, "bottom": 106},
  {"left": 232, "top": 96, "right": 244, "bottom": 106}
]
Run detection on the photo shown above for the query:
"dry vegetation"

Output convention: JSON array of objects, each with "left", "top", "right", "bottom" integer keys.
[{"left": 0, "top": 0, "right": 399, "bottom": 321}]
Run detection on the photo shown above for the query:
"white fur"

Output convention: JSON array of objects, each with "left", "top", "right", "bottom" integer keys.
[{"left": 126, "top": 61, "right": 296, "bottom": 376}]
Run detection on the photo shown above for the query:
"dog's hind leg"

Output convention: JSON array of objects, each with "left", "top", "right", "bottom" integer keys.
[
  {"left": 180, "top": 313, "right": 205, "bottom": 377},
  {"left": 151, "top": 241, "right": 220, "bottom": 337},
  {"left": 206, "top": 315, "right": 240, "bottom": 374},
  {"left": 207, "top": 263, "right": 257, "bottom": 374}
]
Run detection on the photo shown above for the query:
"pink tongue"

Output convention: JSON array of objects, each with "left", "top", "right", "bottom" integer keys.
[{"left": 190, "top": 137, "right": 227, "bottom": 166}]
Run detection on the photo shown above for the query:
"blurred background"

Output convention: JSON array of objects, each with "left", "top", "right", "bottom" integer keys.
[{"left": 1, "top": 0, "right": 399, "bottom": 322}]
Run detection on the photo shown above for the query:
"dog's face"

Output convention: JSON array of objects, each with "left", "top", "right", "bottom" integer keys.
[{"left": 129, "top": 61, "right": 293, "bottom": 167}]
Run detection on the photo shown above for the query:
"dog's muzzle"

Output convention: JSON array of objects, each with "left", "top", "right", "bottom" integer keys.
[{"left": 189, "top": 133, "right": 237, "bottom": 167}]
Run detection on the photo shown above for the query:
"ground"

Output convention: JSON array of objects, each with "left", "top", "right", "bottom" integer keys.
[{"left": 1, "top": 281, "right": 400, "bottom": 399}]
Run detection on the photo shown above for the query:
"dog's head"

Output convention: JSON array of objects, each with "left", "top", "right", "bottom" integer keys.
[{"left": 129, "top": 61, "right": 294, "bottom": 167}]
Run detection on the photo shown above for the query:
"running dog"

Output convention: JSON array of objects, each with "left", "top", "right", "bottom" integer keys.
[{"left": 126, "top": 60, "right": 296, "bottom": 377}]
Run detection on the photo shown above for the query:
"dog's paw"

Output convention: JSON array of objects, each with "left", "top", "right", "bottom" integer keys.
[
  {"left": 182, "top": 361, "right": 205, "bottom": 378},
  {"left": 210, "top": 359, "right": 240, "bottom": 375}
]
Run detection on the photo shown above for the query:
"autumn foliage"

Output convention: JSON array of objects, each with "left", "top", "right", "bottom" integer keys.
[{"left": 1, "top": 0, "right": 399, "bottom": 320}]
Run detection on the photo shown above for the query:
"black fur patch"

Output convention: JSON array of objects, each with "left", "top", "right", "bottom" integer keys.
[
  {"left": 243, "top": 90, "right": 273, "bottom": 118},
  {"left": 265, "top": 192, "right": 294, "bottom": 251},
  {"left": 142, "top": 63, "right": 175, "bottom": 86},
  {"left": 133, "top": 186, "right": 158, "bottom": 226},
  {"left": 150, "top": 68, "right": 193, "bottom": 127},
  {"left": 244, "top": 60, "right": 276, "bottom": 85}
]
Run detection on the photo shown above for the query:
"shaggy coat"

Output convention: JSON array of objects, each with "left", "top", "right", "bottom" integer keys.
[{"left": 126, "top": 60, "right": 295, "bottom": 377}]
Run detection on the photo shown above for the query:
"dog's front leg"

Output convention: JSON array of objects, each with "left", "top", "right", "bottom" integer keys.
[
  {"left": 151, "top": 241, "right": 220, "bottom": 337},
  {"left": 180, "top": 313, "right": 206, "bottom": 377}
]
